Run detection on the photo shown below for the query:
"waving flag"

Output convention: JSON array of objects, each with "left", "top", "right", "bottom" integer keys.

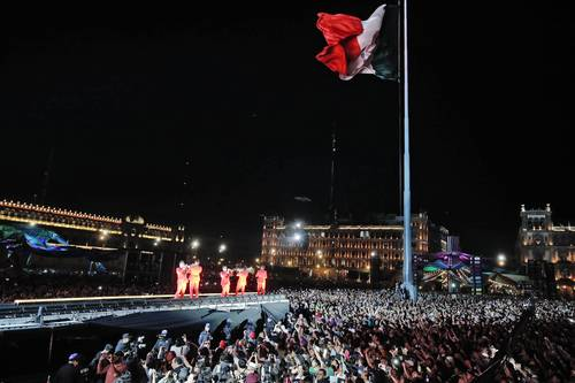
[{"left": 315, "top": 4, "right": 398, "bottom": 81}]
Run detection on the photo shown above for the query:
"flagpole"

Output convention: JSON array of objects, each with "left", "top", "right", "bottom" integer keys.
[{"left": 402, "top": 0, "right": 416, "bottom": 300}]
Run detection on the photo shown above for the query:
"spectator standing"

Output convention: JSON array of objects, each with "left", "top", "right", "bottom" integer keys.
[{"left": 53, "top": 353, "right": 82, "bottom": 383}]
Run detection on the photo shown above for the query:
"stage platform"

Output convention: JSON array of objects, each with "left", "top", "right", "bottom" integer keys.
[{"left": 0, "top": 293, "right": 289, "bottom": 332}]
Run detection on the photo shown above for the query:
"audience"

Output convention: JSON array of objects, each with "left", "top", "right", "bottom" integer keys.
[{"left": 45, "top": 288, "right": 574, "bottom": 382}]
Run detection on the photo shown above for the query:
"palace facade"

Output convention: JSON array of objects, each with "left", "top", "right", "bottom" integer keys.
[
  {"left": 516, "top": 204, "right": 575, "bottom": 286},
  {"left": 0, "top": 200, "right": 187, "bottom": 283},
  {"left": 260, "top": 213, "right": 448, "bottom": 278}
]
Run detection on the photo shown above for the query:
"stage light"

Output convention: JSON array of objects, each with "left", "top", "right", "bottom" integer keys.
[{"left": 496, "top": 253, "right": 506, "bottom": 267}]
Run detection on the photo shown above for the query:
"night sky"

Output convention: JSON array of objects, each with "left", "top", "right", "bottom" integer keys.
[{"left": 1, "top": 2, "right": 573, "bottom": 261}]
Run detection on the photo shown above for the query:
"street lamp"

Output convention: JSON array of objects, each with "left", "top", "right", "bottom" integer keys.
[
  {"left": 191, "top": 239, "right": 200, "bottom": 250},
  {"left": 497, "top": 253, "right": 506, "bottom": 267},
  {"left": 219, "top": 244, "right": 227, "bottom": 253}
]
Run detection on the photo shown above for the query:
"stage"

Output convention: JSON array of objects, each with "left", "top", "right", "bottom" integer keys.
[{"left": 0, "top": 293, "right": 290, "bottom": 332}]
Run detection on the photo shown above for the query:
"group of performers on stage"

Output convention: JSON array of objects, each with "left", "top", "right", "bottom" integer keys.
[{"left": 174, "top": 260, "right": 268, "bottom": 299}]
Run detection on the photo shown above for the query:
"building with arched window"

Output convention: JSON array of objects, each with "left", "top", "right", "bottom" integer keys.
[{"left": 260, "top": 213, "right": 448, "bottom": 279}]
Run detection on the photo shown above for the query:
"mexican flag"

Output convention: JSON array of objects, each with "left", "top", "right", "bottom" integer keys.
[{"left": 315, "top": 4, "right": 398, "bottom": 81}]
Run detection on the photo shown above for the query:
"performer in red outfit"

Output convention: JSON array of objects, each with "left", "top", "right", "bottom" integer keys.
[
  {"left": 235, "top": 267, "right": 250, "bottom": 296},
  {"left": 174, "top": 261, "right": 189, "bottom": 298},
  {"left": 256, "top": 265, "right": 268, "bottom": 295},
  {"left": 220, "top": 266, "right": 231, "bottom": 297},
  {"left": 187, "top": 261, "right": 202, "bottom": 298}
]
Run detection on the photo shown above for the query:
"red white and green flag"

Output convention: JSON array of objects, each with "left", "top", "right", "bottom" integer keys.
[{"left": 315, "top": 4, "right": 398, "bottom": 81}]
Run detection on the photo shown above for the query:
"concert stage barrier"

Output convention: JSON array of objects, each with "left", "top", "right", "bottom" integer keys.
[{"left": 0, "top": 293, "right": 289, "bottom": 332}]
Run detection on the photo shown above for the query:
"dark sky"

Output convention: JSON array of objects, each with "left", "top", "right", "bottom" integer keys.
[{"left": 1, "top": 2, "right": 573, "bottom": 261}]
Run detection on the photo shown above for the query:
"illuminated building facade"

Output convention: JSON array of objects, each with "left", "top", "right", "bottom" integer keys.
[
  {"left": 260, "top": 213, "right": 448, "bottom": 279},
  {"left": 516, "top": 204, "right": 575, "bottom": 285},
  {"left": 0, "top": 200, "right": 187, "bottom": 283}
]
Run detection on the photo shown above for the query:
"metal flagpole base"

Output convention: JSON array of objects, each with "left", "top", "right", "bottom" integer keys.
[{"left": 401, "top": 282, "right": 417, "bottom": 301}]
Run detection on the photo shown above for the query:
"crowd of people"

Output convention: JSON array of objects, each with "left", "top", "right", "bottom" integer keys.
[
  {"left": 0, "top": 274, "right": 175, "bottom": 303},
  {"left": 50, "top": 288, "right": 573, "bottom": 383}
]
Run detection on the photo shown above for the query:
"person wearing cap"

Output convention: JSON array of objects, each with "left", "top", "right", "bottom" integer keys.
[
  {"left": 187, "top": 260, "right": 203, "bottom": 298},
  {"left": 256, "top": 265, "right": 268, "bottom": 295},
  {"left": 89, "top": 344, "right": 113, "bottom": 382},
  {"left": 53, "top": 353, "right": 82, "bottom": 383},
  {"left": 235, "top": 267, "right": 250, "bottom": 296},
  {"left": 153, "top": 329, "right": 172, "bottom": 355},
  {"left": 174, "top": 260, "right": 189, "bottom": 299},
  {"left": 114, "top": 333, "right": 132, "bottom": 354},
  {"left": 220, "top": 266, "right": 231, "bottom": 297}
]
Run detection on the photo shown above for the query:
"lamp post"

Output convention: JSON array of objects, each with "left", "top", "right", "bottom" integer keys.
[
  {"left": 191, "top": 239, "right": 200, "bottom": 262},
  {"left": 496, "top": 253, "right": 506, "bottom": 268}
]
